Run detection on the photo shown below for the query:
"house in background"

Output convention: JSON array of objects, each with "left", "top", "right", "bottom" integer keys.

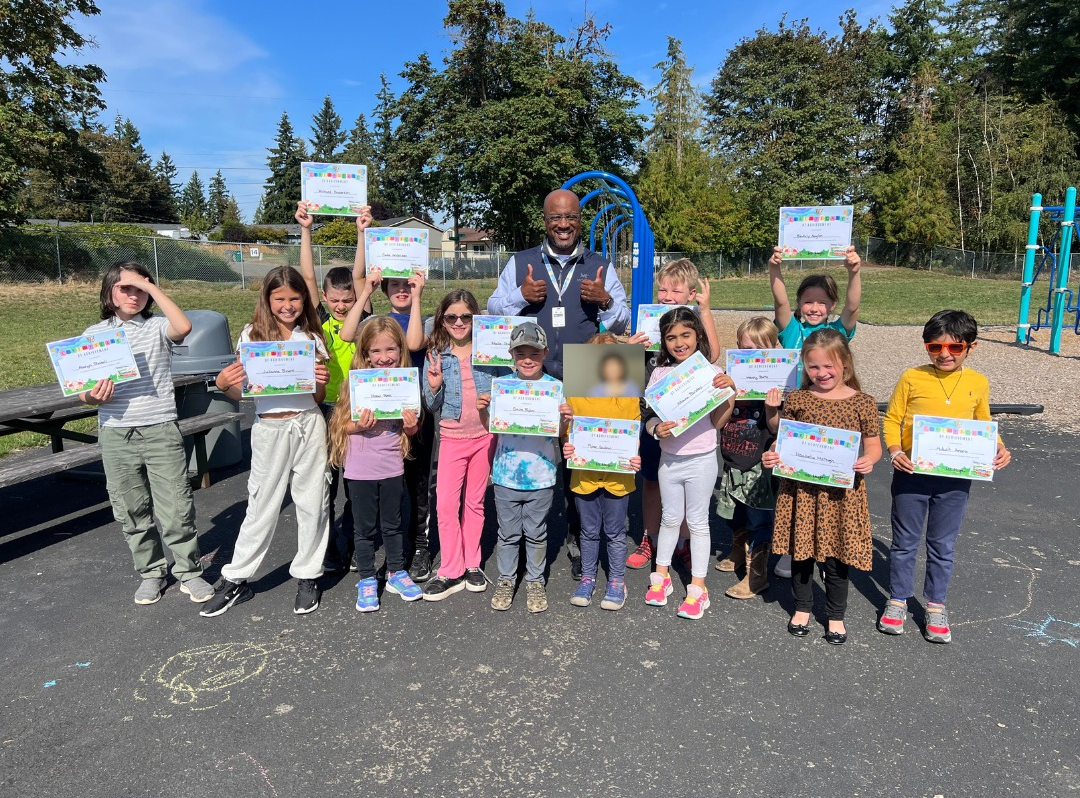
[
  {"left": 377, "top": 216, "right": 446, "bottom": 260},
  {"left": 440, "top": 227, "right": 502, "bottom": 257}
]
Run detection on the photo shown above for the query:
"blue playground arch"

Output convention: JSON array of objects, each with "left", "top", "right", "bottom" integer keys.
[{"left": 561, "top": 171, "right": 654, "bottom": 331}]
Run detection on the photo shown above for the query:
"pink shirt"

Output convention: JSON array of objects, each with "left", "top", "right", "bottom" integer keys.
[
  {"left": 648, "top": 364, "right": 720, "bottom": 457},
  {"left": 441, "top": 358, "right": 489, "bottom": 439},
  {"left": 343, "top": 420, "right": 405, "bottom": 480}
]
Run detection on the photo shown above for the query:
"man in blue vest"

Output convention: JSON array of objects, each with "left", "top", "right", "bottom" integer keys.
[
  {"left": 487, "top": 189, "right": 630, "bottom": 379},
  {"left": 488, "top": 188, "right": 630, "bottom": 579}
]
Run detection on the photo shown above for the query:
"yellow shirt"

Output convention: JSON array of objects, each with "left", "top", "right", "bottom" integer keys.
[
  {"left": 883, "top": 365, "right": 992, "bottom": 454},
  {"left": 322, "top": 315, "right": 356, "bottom": 404},
  {"left": 567, "top": 396, "right": 640, "bottom": 496}
]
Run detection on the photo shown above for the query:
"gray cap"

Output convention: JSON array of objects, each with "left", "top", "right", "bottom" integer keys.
[{"left": 508, "top": 321, "right": 548, "bottom": 351}]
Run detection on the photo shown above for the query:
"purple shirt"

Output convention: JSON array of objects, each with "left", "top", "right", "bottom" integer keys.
[{"left": 343, "top": 420, "right": 405, "bottom": 481}]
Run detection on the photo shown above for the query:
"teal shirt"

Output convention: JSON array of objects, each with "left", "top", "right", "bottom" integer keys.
[{"left": 777, "top": 317, "right": 855, "bottom": 350}]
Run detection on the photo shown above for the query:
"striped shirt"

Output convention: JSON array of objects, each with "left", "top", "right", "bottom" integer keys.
[{"left": 83, "top": 315, "right": 178, "bottom": 428}]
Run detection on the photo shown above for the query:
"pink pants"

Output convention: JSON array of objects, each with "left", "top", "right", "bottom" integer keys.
[{"left": 436, "top": 434, "right": 494, "bottom": 579}]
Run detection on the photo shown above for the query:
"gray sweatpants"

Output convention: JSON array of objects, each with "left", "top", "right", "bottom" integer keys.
[
  {"left": 221, "top": 408, "right": 329, "bottom": 582},
  {"left": 657, "top": 450, "right": 718, "bottom": 579},
  {"left": 494, "top": 484, "right": 554, "bottom": 583}
]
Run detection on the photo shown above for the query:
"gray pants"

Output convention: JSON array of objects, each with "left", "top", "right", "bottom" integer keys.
[
  {"left": 657, "top": 450, "right": 718, "bottom": 579},
  {"left": 221, "top": 408, "right": 329, "bottom": 582},
  {"left": 494, "top": 484, "right": 554, "bottom": 583},
  {"left": 100, "top": 421, "right": 202, "bottom": 580}
]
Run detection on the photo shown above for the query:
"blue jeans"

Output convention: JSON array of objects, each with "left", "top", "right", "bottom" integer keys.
[
  {"left": 717, "top": 499, "right": 774, "bottom": 550},
  {"left": 889, "top": 470, "right": 971, "bottom": 604},
  {"left": 576, "top": 490, "right": 629, "bottom": 581}
]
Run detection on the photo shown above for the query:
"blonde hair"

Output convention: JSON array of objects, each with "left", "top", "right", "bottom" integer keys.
[
  {"left": 800, "top": 328, "right": 861, "bottom": 391},
  {"left": 588, "top": 332, "right": 619, "bottom": 345},
  {"left": 736, "top": 317, "right": 780, "bottom": 349},
  {"left": 656, "top": 258, "right": 700, "bottom": 292},
  {"left": 328, "top": 317, "right": 413, "bottom": 467}
]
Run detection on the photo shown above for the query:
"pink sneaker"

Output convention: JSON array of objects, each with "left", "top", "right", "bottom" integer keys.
[
  {"left": 677, "top": 585, "right": 710, "bottom": 620},
  {"left": 644, "top": 572, "right": 673, "bottom": 606}
]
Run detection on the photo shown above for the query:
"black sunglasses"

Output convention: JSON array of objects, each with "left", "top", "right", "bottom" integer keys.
[{"left": 443, "top": 313, "right": 474, "bottom": 325}]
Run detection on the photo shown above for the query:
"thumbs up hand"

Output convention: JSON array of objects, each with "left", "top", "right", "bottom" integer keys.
[
  {"left": 580, "top": 264, "right": 610, "bottom": 306},
  {"left": 521, "top": 263, "right": 547, "bottom": 304}
]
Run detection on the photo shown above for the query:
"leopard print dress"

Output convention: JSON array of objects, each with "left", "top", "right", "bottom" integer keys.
[{"left": 771, "top": 390, "right": 879, "bottom": 571}]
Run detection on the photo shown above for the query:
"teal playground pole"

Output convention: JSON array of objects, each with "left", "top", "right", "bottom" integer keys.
[
  {"left": 1049, "top": 186, "right": 1077, "bottom": 354},
  {"left": 1016, "top": 193, "right": 1042, "bottom": 343}
]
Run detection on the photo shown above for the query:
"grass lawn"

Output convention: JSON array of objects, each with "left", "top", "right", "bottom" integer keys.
[{"left": 0, "top": 267, "right": 1031, "bottom": 457}]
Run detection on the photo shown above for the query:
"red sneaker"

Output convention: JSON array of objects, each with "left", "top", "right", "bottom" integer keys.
[{"left": 626, "top": 536, "right": 655, "bottom": 570}]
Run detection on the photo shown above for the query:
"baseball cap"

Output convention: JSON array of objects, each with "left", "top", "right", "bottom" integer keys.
[{"left": 508, "top": 321, "right": 548, "bottom": 351}]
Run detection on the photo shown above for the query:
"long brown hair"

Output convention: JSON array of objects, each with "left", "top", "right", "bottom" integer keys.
[
  {"left": 428, "top": 289, "right": 480, "bottom": 353},
  {"left": 328, "top": 317, "right": 412, "bottom": 467},
  {"left": 654, "top": 306, "right": 711, "bottom": 367},
  {"left": 248, "top": 266, "right": 326, "bottom": 346},
  {"left": 99, "top": 261, "right": 155, "bottom": 320},
  {"left": 800, "top": 328, "right": 861, "bottom": 391}
]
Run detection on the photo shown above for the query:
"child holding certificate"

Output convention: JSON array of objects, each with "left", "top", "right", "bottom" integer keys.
[
  {"left": 626, "top": 258, "right": 719, "bottom": 572},
  {"left": 202, "top": 266, "right": 331, "bottom": 618},
  {"left": 80, "top": 262, "right": 211, "bottom": 606},
  {"left": 565, "top": 333, "right": 642, "bottom": 611},
  {"left": 421, "top": 290, "right": 495, "bottom": 602},
  {"left": 767, "top": 245, "right": 862, "bottom": 351},
  {"left": 716, "top": 318, "right": 781, "bottom": 601},
  {"left": 327, "top": 317, "right": 423, "bottom": 612},
  {"left": 879, "top": 310, "right": 1011, "bottom": 643},
  {"left": 642, "top": 308, "right": 736, "bottom": 620},
  {"left": 762, "top": 329, "right": 881, "bottom": 644},
  {"left": 479, "top": 322, "right": 566, "bottom": 614}
]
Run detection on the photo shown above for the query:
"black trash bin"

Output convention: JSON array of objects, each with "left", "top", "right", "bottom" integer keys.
[{"left": 172, "top": 310, "right": 242, "bottom": 470}]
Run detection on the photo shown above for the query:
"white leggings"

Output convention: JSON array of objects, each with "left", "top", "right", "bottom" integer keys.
[{"left": 656, "top": 450, "right": 718, "bottom": 579}]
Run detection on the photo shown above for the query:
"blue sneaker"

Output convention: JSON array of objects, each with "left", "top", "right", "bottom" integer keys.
[
  {"left": 600, "top": 579, "right": 626, "bottom": 611},
  {"left": 386, "top": 570, "right": 423, "bottom": 602},
  {"left": 355, "top": 577, "right": 380, "bottom": 612},
  {"left": 570, "top": 576, "right": 596, "bottom": 607}
]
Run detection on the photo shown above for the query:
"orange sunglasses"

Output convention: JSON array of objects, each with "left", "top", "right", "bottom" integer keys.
[{"left": 925, "top": 342, "right": 969, "bottom": 355}]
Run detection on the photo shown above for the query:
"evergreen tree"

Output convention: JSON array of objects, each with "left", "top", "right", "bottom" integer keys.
[
  {"left": 648, "top": 37, "right": 702, "bottom": 167},
  {"left": 309, "top": 95, "right": 346, "bottom": 161},
  {"left": 257, "top": 111, "right": 308, "bottom": 224},
  {"left": 207, "top": 170, "right": 229, "bottom": 227},
  {"left": 178, "top": 170, "right": 209, "bottom": 233},
  {"left": 151, "top": 152, "right": 181, "bottom": 220},
  {"left": 221, "top": 195, "right": 243, "bottom": 227}
]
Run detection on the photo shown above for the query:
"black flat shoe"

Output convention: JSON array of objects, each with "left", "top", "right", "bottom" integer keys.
[
  {"left": 825, "top": 629, "right": 847, "bottom": 646},
  {"left": 787, "top": 621, "right": 810, "bottom": 637}
]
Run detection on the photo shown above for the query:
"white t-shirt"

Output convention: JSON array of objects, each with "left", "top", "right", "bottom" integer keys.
[{"left": 237, "top": 324, "right": 328, "bottom": 415}]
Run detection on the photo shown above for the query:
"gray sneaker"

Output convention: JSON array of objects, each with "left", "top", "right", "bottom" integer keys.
[
  {"left": 877, "top": 600, "right": 907, "bottom": 634},
  {"left": 179, "top": 576, "right": 214, "bottom": 603},
  {"left": 924, "top": 604, "right": 952, "bottom": 644},
  {"left": 490, "top": 579, "right": 515, "bottom": 611},
  {"left": 773, "top": 553, "right": 792, "bottom": 579},
  {"left": 525, "top": 580, "right": 548, "bottom": 614},
  {"left": 134, "top": 577, "right": 167, "bottom": 605}
]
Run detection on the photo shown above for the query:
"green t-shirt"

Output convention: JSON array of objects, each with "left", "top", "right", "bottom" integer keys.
[{"left": 320, "top": 308, "right": 356, "bottom": 404}]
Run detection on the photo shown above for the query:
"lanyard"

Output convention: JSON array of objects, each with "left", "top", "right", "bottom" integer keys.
[{"left": 541, "top": 251, "right": 577, "bottom": 306}]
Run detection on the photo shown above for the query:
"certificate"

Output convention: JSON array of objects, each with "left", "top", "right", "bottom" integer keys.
[
  {"left": 636, "top": 304, "right": 693, "bottom": 351},
  {"left": 349, "top": 368, "right": 420, "bottom": 420},
  {"left": 568, "top": 416, "right": 641, "bottom": 473},
  {"left": 911, "top": 415, "right": 998, "bottom": 481},
  {"left": 240, "top": 341, "right": 316, "bottom": 398},
  {"left": 644, "top": 351, "right": 734, "bottom": 437},
  {"left": 488, "top": 377, "right": 563, "bottom": 437},
  {"left": 46, "top": 330, "right": 141, "bottom": 397},
  {"left": 300, "top": 162, "right": 368, "bottom": 216},
  {"left": 472, "top": 315, "right": 531, "bottom": 367},
  {"left": 774, "top": 419, "right": 861, "bottom": 489},
  {"left": 726, "top": 349, "right": 801, "bottom": 400},
  {"left": 364, "top": 228, "right": 429, "bottom": 278},
  {"left": 778, "top": 206, "right": 853, "bottom": 260}
]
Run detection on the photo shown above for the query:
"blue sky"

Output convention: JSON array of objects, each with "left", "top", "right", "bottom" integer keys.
[{"left": 79, "top": 0, "right": 896, "bottom": 222}]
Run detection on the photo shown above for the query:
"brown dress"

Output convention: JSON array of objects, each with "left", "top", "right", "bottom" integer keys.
[{"left": 771, "top": 390, "right": 879, "bottom": 570}]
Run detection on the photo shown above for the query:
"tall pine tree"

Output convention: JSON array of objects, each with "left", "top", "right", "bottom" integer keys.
[
  {"left": 257, "top": 111, "right": 308, "bottom": 224},
  {"left": 206, "top": 170, "right": 229, "bottom": 227},
  {"left": 309, "top": 95, "right": 346, "bottom": 161},
  {"left": 178, "top": 170, "right": 209, "bottom": 233}
]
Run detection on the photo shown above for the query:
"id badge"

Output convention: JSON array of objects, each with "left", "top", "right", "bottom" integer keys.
[{"left": 551, "top": 306, "right": 567, "bottom": 328}]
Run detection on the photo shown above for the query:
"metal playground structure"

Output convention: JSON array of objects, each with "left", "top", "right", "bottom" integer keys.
[
  {"left": 562, "top": 171, "right": 655, "bottom": 329},
  {"left": 1017, "top": 187, "right": 1078, "bottom": 353}
]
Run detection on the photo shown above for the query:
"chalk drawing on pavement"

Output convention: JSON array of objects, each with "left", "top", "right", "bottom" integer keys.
[
  {"left": 135, "top": 642, "right": 277, "bottom": 711},
  {"left": 1008, "top": 615, "right": 1080, "bottom": 649}
]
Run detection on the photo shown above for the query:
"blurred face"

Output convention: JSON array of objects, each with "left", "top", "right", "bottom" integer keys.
[
  {"left": 367, "top": 331, "right": 401, "bottom": 368},
  {"left": 322, "top": 286, "right": 356, "bottom": 321},
  {"left": 599, "top": 356, "right": 627, "bottom": 384},
  {"left": 657, "top": 277, "right": 695, "bottom": 305},
  {"left": 925, "top": 334, "right": 974, "bottom": 373},
  {"left": 269, "top": 285, "right": 305, "bottom": 330},
  {"left": 543, "top": 192, "right": 581, "bottom": 254},
  {"left": 803, "top": 347, "right": 843, "bottom": 391},
  {"left": 663, "top": 322, "right": 698, "bottom": 363},
  {"left": 442, "top": 301, "right": 473, "bottom": 344},
  {"left": 111, "top": 270, "right": 149, "bottom": 319},
  {"left": 797, "top": 287, "right": 834, "bottom": 326},
  {"left": 384, "top": 278, "right": 412, "bottom": 311},
  {"left": 511, "top": 345, "right": 546, "bottom": 379}
]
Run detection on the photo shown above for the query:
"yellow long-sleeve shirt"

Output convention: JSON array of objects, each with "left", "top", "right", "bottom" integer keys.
[
  {"left": 882, "top": 364, "right": 992, "bottom": 455},
  {"left": 567, "top": 396, "right": 640, "bottom": 496}
]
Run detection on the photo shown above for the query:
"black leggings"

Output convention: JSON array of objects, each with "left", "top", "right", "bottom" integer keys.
[
  {"left": 791, "top": 557, "right": 850, "bottom": 620},
  {"left": 348, "top": 476, "right": 406, "bottom": 579}
]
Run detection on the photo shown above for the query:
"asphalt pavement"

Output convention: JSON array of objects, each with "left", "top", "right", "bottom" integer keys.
[{"left": 1, "top": 415, "right": 1077, "bottom": 797}]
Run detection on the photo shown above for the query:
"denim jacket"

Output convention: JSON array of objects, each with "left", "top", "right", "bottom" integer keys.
[{"left": 422, "top": 348, "right": 501, "bottom": 421}]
